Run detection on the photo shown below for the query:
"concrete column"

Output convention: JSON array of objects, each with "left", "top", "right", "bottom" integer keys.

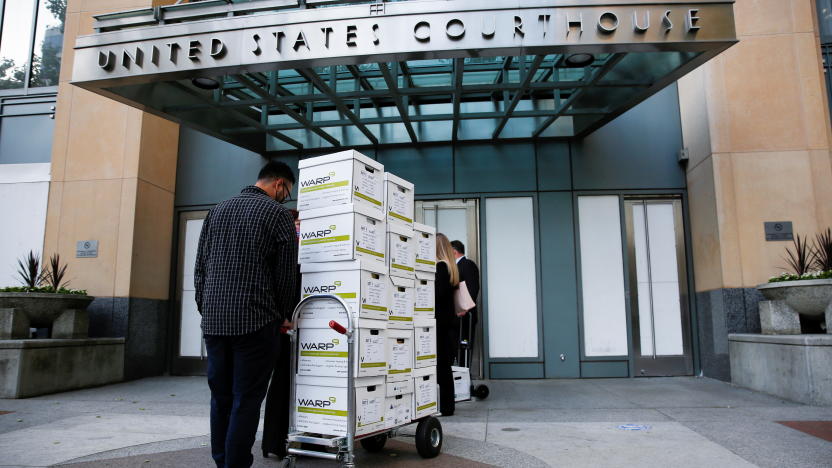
[
  {"left": 678, "top": 0, "right": 832, "bottom": 380},
  {"left": 43, "top": 0, "right": 180, "bottom": 379}
]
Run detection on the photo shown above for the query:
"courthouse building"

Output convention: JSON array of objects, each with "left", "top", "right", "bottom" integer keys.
[{"left": 0, "top": 0, "right": 830, "bottom": 382}]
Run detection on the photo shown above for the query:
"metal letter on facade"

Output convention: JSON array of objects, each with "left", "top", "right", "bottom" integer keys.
[
  {"left": 293, "top": 30, "right": 310, "bottom": 51},
  {"left": 322, "top": 27, "right": 334, "bottom": 48},
  {"left": 372, "top": 24, "right": 380, "bottom": 45},
  {"left": 251, "top": 33, "right": 262, "bottom": 55},
  {"left": 188, "top": 40, "right": 202, "bottom": 61},
  {"left": 633, "top": 10, "right": 650, "bottom": 33},
  {"left": 414, "top": 21, "right": 430, "bottom": 42},
  {"left": 566, "top": 12, "right": 583, "bottom": 35},
  {"left": 662, "top": 10, "right": 673, "bottom": 33},
  {"left": 346, "top": 25, "right": 358, "bottom": 47},
  {"left": 514, "top": 16, "right": 525, "bottom": 37},
  {"left": 446, "top": 19, "right": 465, "bottom": 40},
  {"left": 597, "top": 12, "right": 619, "bottom": 34},
  {"left": 686, "top": 9, "right": 701, "bottom": 33},
  {"left": 97, "top": 50, "right": 115, "bottom": 70},
  {"left": 210, "top": 38, "right": 226, "bottom": 58},
  {"left": 166, "top": 42, "right": 180, "bottom": 63},
  {"left": 481, "top": 16, "right": 495, "bottom": 38},
  {"left": 121, "top": 47, "right": 143, "bottom": 68}
]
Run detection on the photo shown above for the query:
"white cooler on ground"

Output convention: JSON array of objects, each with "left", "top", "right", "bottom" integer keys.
[
  {"left": 412, "top": 366, "right": 438, "bottom": 419},
  {"left": 386, "top": 327, "right": 414, "bottom": 381},
  {"left": 414, "top": 222, "right": 437, "bottom": 273},
  {"left": 383, "top": 172, "right": 414, "bottom": 229},
  {"left": 383, "top": 377, "right": 414, "bottom": 429},
  {"left": 414, "top": 317, "right": 437, "bottom": 368},
  {"left": 297, "top": 318, "right": 387, "bottom": 378},
  {"left": 295, "top": 375, "right": 386, "bottom": 437},
  {"left": 387, "top": 223, "right": 416, "bottom": 278},
  {"left": 387, "top": 276, "right": 415, "bottom": 328},
  {"left": 452, "top": 366, "right": 472, "bottom": 402},
  {"left": 299, "top": 204, "right": 385, "bottom": 267},
  {"left": 297, "top": 150, "right": 384, "bottom": 218},
  {"left": 414, "top": 271, "right": 435, "bottom": 320},
  {"left": 299, "top": 260, "right": 388, "bottom": 321}
]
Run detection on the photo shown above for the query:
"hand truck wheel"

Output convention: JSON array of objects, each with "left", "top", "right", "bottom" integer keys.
[
  {"left": 415, "top": 416, "right": 443, "bottom": 458},
  {"left": 359, "top": 433, "right": 388, "bottom": 452},
  {"left": 472, "top": 383, "right": 490, "bottom": 400},
  {"left": 281, "top": 455, "right": 296, "bottom": 468}
]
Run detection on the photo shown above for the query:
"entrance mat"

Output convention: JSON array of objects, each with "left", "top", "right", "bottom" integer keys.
[
  {"left": 777, "top": 421, "right": 832, "bottom": 443},
  {"left": 56, "top": 439, "right": 494, "bottom": 468}
]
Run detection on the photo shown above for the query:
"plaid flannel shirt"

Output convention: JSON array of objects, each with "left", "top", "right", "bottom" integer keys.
[{"left": 195, "top": 185, "right": 298, "bottom": 336}]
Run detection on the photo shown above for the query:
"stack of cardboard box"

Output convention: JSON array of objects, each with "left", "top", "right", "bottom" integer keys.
[{"left": 293, "top": 150, "right": 438, "bottom": 438}]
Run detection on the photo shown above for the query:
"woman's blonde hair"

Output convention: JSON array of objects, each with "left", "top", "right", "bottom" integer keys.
[{"left": 436, "top": 233, "right": 459, "bottom": 287}]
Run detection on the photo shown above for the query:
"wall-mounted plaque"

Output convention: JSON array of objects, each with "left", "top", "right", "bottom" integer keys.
[
  {"left": 764, "top": 222, "right": 793, "bottom": 241},
  {"left": 76, "top": 240, "right": 99, "bottom": 258}
]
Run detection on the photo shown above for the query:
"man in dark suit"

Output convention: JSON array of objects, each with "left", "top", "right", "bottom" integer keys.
[{"left": 450, "top": 240, "right": 479, "bottom": 365}]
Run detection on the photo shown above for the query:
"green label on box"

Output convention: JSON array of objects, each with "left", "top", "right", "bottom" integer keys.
[
  {"left": 301, "top": 235, "right": 350, "bottom": 246},
  {"left": 298, "top": 407, "right": 348, "bottom": 417},
  {"left": 299, "top": 180, "right": 349, "bottom": 193}
]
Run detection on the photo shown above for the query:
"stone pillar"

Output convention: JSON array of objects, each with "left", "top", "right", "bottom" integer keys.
[
  {"left": 678, "top": 0, "right": 832, "bottom": 380},
  {"left": 43, "top": 0, "right": 181, "bottom": 379},
  {"left": 0, "top": 309, "right": 30, "bottom": 340}
]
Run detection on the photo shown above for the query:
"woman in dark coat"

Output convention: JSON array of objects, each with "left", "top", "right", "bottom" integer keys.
[{"left": 434, "top": 233, "right": 460, "bottom": 416}]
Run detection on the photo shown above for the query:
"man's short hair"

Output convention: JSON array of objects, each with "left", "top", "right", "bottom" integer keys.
[
  {"left": 258, "top": 160, "right": 296, "bottom": 185},
  {"left": 450, "top": 240, "right": 465, "bottom": 255}
]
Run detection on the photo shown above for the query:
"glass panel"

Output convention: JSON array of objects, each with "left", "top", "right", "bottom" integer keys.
[
  {"left": 30, "top": 0, "right": 66, "bottom": 87},
  {"left": 578, "top": 196, "right": 628, "bottom": 357},
  {"left": 0, "top": 0, "right": 36, "bottom": 90},
  {"left": 180, "top": 218, "right": 204, "bottom": 358},
  {"left": 645, "top": 203, "right": 683, "bottom": 356},
  {"left": 485, "top": 197, "right": 538, "bottom": 358},
  {"left": 819, "top": 0, "right": 832, "bottom": 43}
]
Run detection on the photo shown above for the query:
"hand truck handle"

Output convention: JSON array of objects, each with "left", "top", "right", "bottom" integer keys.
[{"left": 329, "top": 320, "right": 347, "bottom": 335}]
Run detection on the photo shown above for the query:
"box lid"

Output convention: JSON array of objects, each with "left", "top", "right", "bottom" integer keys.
[
  {"left": 296, "top": 374, "right": 386, "bottom": 388},
  {"left": 415, "top": 271, "right": 435, "bottom": 281},
  {"left": 387, "top": 223, "right": 414, "bottom": 237},
  {"left": 300, "top": 259, "right": 387, "bottom": 275},
  {"left": 414, "top": 317, "right": 436, "bottom": 327},
  {"left": 387, "top": 328, "right": 413, "bottom": 339},
  {"left": 299, "top": 203, "right": 383, "bottom": 221},
  {"left": 412, "top": 366, "right": 437, "bottom": 378},
  {"left": 413, "top": 222, "right": 436, "bottom": 235},
  {"left": 297, "top": 317, "right": 388, "bottom": 329},
  {"left": 390, "top": 276, "right": 415, "bottom": 288},
  {"left": 298, "top": 150, "right": 383, "bottom": 172},
  {"left": 384, "top": 172, "right": 415, "bottom": 191}
]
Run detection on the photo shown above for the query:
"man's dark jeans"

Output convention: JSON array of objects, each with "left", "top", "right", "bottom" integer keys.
[{"left": 205, "top": 321, "right": 278, "bottom": 468}]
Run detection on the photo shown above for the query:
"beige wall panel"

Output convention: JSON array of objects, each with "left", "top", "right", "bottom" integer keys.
[
  {"left": 730, "top": 151, "right": 820, "bottom": 285},
  {"left": 712, "top": 153, "right": 744, "bottom": 288},
  {"left": 121, "top": 109, "right": 144, "bottom": 181},
  {"left": 114, "top": 178, "right": 137, "bottom": 298},
  {"left": 79, "top": 0, "right": 152, "bottom": 13},
  {"left": 733, "top": 0, "right": 795, "bottom": 37},
  {"left": 64, "top": 89, "right": 129, "bottom": 181},
  {"left": 794, "top": 32, "right": 832, "bottom": 149},
  {"left": 678, "top": 67, "right": 713, "bottom": 171},
  {"left": 59, "top": 13, "right": 81, "bottom": 84},
  {"left": 702, "top": 54, "right": 731, "bottom": 154},
  {"left": 791, "top": 0, "right": 818, "bottom": 33},
  {"left": 721, "top": 35, "right": 807, "bottom": 153},
  {"left": 43, "top": 182, "right": 65, "bottom": 258},
  {"left": 50, "top": 84, "right": 74, "bottom": 183},
  {"left": 686, "top": 157, "right": 724, "bottom": 292},
  {"left": 57, "top": 180, "right": 123, "bottom": 297},
  {"left": 129, "top": 180, "right": 175, "bottom": 300},
  {"left": 138, "top": 113, "right": 180, "bottom": 192},
  {"left": 809, "top": 149, "right": 832, "bottom": 230}
]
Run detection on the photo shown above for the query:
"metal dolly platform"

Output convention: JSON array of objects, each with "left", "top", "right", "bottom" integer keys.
[{"left": 283, "top": 294, "right": 443, "bottom": 468}]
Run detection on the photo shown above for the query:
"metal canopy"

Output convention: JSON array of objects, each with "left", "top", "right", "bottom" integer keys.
[{"left": 72, "top": 0, "right": 737, "bottom": 153}]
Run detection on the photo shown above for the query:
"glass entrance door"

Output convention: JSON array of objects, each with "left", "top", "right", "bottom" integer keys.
[
  {"left": 414, "top": 199, "right": 482, "bottom": 378},
  {"left": 624, "top": 198, "right": 693, "bottom": 376},
  {"left": 172, "top": 210, "right": 209, "bottom": 375}
]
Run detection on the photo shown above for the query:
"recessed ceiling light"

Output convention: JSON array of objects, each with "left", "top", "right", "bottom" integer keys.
[
  {"left": 191, "top": 77, "right": 220, "bottom": 90},
  {"left": 564, "top": 53, "right": 594, "bottom": 68}
]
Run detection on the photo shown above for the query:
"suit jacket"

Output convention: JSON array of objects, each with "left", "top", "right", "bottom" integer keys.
[{"left": 456, "top": 257, "right": 480, "bottom": 318}]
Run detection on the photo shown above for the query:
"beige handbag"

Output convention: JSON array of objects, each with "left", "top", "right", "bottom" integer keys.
[{"left": 454, "top": 280, "right": 476, "bottom": 316}]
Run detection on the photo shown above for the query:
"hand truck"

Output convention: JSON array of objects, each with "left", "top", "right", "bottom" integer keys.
[
  {"left": 456, "top": 312, "right": 489, "bottom": 401},
  {"left": 283, "top": 294, "right": 444, "bottom": 468}
]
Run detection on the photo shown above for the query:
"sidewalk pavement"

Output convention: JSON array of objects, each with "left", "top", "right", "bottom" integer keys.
[{"left": 1, "top": 376, "right": 830, "bottom": 467}]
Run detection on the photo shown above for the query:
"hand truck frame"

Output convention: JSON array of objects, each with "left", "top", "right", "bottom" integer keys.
[{"left": 283, "top": 294, "right": 443, "bottom": 468}]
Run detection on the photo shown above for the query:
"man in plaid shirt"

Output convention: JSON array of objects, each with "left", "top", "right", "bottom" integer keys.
[{"left": 195, "top": 161, "right": 297, "bottom": 468}]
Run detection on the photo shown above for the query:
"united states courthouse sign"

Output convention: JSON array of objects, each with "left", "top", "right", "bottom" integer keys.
[{"left": 72, "top": 0, "right": 736, "bottom": 86}]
